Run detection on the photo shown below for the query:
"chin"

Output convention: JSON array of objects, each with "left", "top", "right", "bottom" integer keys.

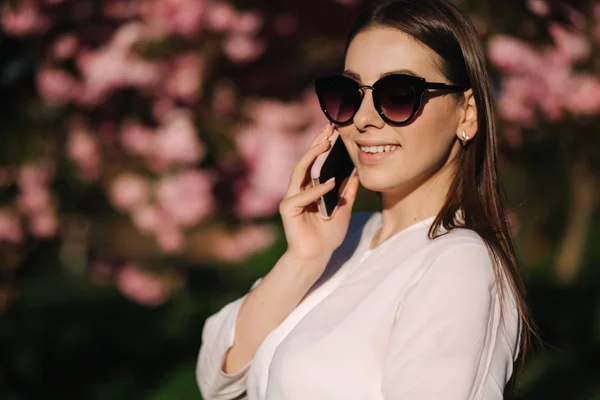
[
  {"left": 358, "top": 171, "right": 402, "bottom": 193},
  {"left": 358, "top": 167, "right": 422, "bottom": 195}
]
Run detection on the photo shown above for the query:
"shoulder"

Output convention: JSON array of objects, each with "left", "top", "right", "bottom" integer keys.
[{"left": 419, "top": 228, "right": 496, "bottom": 293}]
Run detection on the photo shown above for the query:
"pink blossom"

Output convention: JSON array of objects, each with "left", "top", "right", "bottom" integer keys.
[
  {"left": 164, "top": 54, "right": 204, "bottom": 102},
  {"left": 0, "top": 210, "right": 23, "bottom": 244},
  {"left": 103, "top": 0, "right": 141, "bottom": 19},
  {"left": 1, "top": 0, "right": 51, "bottom": 36},
  {"left": 67, "top": 127, "right": 102, "bottom": 182},
  {"left": 19, "top": 162, "right": 53, "bottom": 190},
  {"left": 116, "top": 264, "right": 169, "bottom": 306},
  {"left": 213, "top": 224, "right": 276, "bottom": 262},
  {"left": 111, "top": 21, "right": 153, "bottom": 49},
  {"left": 17, "top": 162, "right": 54, "bottom": 216},
  {"left": 232, "top": 100, "right": 317, "bottom": 218},
  {"left": 155, "top": 170, "right": 214, "bottom": 227},
  {"left": 109, "top": 173, "right": 151, "bottom": 212},
  {"left": 154, "top": 223, "right": 184, "bottom": 252},
  {"left": 152, "top": 98, "right": 176, "bottom": 122},
  {"left": 251, "top": 100, "right": 309, "bottom": 131},
  {"left": 231, "top": 11, "right": 263, "bottom": 36},
  {"left": 52, "top": 34, "right": 79, "bottom": 60},
  {"left": 75, "top": 48, "right": 126, "bottom": 104},
  {"left": 548, "top": 22, "right": 590, "bottom": 63},
  {"left": 131, "top": 202, "right": 184, "bottom": 251},
  {"left": 234, "top": 113, "right": 312, "bottom": 217},
  {"left": 223, "top": 35, "right": 265, "bottom": 64},
  {"left": 497, "top": 77, "right": 538, "bottom": 125},
  {"left": 141, "top": 0, "right": 206, "bottom": 38},
  {"left": 131, "top": 203, "right": 161, "bottom": 234},
  {"left": 565, "top": 74, "right": 600, "bottom": 115},
  {"left": 302, "top": 89, "right": 330, "bottom": 129},
  {"left": 75, "top": 23, "right": 160, "bottom": 105},
  {"left": 205, "top": 1, "right": 236, "bottom": 32},
  {"left": 17, "top": 186, "right": 51, "bottom": 215},
  {"left": 488, "top": 35, "right": 540, "bottom": 73},
  {"left": 152, "top": 110, "right": 205, "bottom": 168},
  {"left": 37, "top": 68, "right": 77, "bottom": 104},
  {"left": 526, "top": 0, "right": 550, "bottom": 17},
  {"left": 29, "top": 209, "right": 59, "bottom": 238},
  {"left": 121, "top": 121, "right": 154, "bottom": 156}
]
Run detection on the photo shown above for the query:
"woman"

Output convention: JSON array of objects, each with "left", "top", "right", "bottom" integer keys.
[{"left": 196, "top": 0, "right": 533, "bottom": 398}]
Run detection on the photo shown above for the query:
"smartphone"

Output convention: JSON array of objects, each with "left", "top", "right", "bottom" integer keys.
[{"left": 310, "top": 128, "right": 356, "bottom": 219}]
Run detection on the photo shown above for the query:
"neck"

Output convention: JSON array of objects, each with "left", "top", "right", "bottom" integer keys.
[{"left": 373, "top": 157, "right": 457, "bottom": 248}]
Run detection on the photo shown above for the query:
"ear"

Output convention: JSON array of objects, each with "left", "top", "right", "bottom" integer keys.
[{"left": 456, "top": 89, "right": 478, "bottom": 143}]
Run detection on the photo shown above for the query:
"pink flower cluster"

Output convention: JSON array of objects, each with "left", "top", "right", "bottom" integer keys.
[
  {"left": 116, "top": 263, "right": 171, "bottom": 306},
  {"left": 120, "top": 110, "right": 205, "bottom": 169},
  {"left": 234, "top": 94, "right": 328, "bottom": 218},
  {"left": 67, "top": 124, "right": 103, "bottom": 182},
  {"left": 212, "top": 224, "right": 277, "bottom": 262},
  {"left": 17, "top": 162, "right": 59, "bottom": 238},
  {"left": 110, "top": 169, "right": 215, "bottom": 252},
  {"left": 488, "top": 15, "right": 600, "bottom": 126},
  {"left": 0, "top": 161, "right": 59, "bottom": 244},
  {"left": 205, "top": 2, "right": 265, "bottom": 63},
  {"left": 0, "top": 0, "right": 52, "bottom": 36}
]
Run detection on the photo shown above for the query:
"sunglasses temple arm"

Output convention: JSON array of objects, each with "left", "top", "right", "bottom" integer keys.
[{"left": 423, "top": 82, "right": 468, "bottom": 92}]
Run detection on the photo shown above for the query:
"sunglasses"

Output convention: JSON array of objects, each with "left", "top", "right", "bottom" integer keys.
[{"left": 314, "top": 73, "right": 468, "bottom": 126}]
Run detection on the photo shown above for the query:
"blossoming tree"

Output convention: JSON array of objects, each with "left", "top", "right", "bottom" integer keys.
[{"left": 0, "top": 0, "right": 360, "bottom": 307}]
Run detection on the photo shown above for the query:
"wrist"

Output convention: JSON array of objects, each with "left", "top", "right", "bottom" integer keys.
[{"left": 278, "top": 250, "right": 332, "bottom": 281}]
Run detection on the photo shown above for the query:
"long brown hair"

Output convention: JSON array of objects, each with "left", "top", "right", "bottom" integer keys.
[{"left": 345, "top": 0, "right": 535, "bottom": 368}]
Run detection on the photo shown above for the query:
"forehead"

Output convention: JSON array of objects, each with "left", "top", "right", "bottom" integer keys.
[{"left": 344, "top": 27, "right": 442, "bottom": 83}]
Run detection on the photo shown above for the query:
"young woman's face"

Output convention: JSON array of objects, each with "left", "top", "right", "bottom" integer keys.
[{"left": 339, "top": 27, "right": 464, "bottom": 194}]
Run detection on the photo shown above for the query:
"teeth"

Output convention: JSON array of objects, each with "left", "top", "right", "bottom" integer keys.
[{"left": 360, "top": 145, "right": 398, "bottom": 153}]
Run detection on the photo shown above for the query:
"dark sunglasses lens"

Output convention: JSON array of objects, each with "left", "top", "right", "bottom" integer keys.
[
  {"left": 375, "top": 75, "right": 416, "bottom": 123},
  {"left": 316, "top": 76, "right": 361, "bottom": 124}
]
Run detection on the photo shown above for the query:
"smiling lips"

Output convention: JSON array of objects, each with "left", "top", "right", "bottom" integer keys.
[
  {"left": 356, "top": 142, "right": 399, "bottom": 164},
  {"left": 359, "top": 145, "right": 398, "bottom": 153}
]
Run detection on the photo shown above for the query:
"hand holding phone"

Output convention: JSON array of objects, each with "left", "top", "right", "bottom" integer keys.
[
  {"left": 278, "top": 124, "right": 359, "bottom": 264},
  {"left": 310, "top": 128, "right": 356, "bottom": 219}
]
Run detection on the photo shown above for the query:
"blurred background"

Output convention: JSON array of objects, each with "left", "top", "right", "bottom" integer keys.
[{"left": 0, "top": 0, "right": 599, "bottom": 398}]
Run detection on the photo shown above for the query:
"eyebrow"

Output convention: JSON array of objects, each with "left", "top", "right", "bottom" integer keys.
[{"left": 342, "top": 69, "right": 422, "bottom": 83}]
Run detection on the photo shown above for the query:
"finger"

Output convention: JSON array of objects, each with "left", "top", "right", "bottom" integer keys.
[
  {"left": 280, "top": 178, "right": 336, "bottom": 215},
  {"left": 285, "top": 130, "right": 334, "bottom": 196},
  {"left": 333, "top": 169, "right": 360, "bottom": 220},
  {"left": 308, "top": 123, "right": 333, "bottom": 148}
]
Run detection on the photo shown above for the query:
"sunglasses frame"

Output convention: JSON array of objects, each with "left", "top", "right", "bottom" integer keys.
[{"left": 314, "top": 73, "right": 468, "bottom": 126}]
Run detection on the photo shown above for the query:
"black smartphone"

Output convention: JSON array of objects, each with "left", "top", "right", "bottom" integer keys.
[{"left": 310, "top": 128, "right": 356, "bottom": 219}]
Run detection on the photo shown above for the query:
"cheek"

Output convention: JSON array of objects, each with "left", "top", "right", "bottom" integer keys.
[
  {"left": 391, "top": 104, "right": 458, "bottom": 176},
  {"left": 404, "top": 101, "right": 457, "bottom": 156}
]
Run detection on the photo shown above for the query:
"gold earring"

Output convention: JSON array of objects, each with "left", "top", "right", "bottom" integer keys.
[{"left": 461, "top": 130, "right": 470, "bottom": 147}]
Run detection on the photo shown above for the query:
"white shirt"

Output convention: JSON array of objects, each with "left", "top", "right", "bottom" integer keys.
[{"left": 196, "top": 212, "right": 520, "bottom": 400}]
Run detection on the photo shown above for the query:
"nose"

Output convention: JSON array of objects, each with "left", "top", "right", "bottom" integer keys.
[{"left": 353, "top": 86, "right": 385, "bottom": 132}]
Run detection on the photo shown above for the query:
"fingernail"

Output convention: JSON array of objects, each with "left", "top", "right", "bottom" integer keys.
[
  {"left": 325, "top": 177, "right": 335, "bottom": 184},
  {"left": 318, "top": 135, "right": 329, "bottom": 144}
]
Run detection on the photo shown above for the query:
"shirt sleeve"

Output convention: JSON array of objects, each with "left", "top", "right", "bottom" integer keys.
[
  {"left": 382, "top": 242, "right": 517, "bottom": 400},
  {"left": 196, "top": 279, "right": 262, "bottom": 400}
]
